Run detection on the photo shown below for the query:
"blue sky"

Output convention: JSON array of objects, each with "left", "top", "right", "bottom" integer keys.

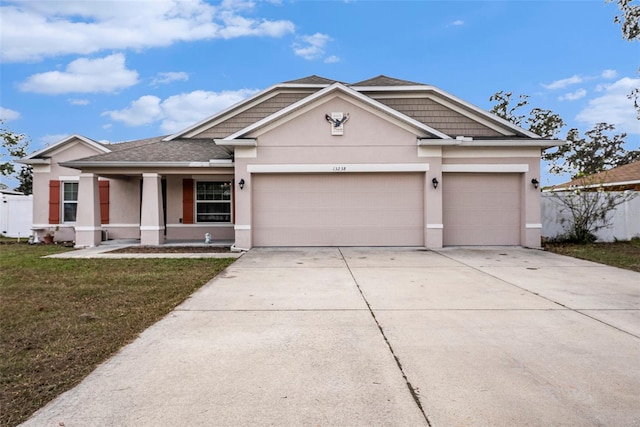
[{"left": 1, "top": 0, "right": 638, "bottom": 188}]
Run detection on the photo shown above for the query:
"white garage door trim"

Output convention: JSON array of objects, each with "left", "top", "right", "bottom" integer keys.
[
  {"left": 443, "top": 172, "right": 522, "bottom": 246},
  {"left": 442, "top": 164, "right": 529, "bottom": 173},
  {"left": 252, "top": 173, "right": 425, "bottom": 247},
  {"left": 248, "top": 163, "right": 429, "bottom": 173}
]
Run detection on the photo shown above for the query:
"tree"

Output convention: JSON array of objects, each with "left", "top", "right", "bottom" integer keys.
[
  {"left": 0, "top": 120, "right": 33, "bottom": 194},
  {"left": 545, "top": 123, "right": 640, "bottom": 179},
  {"left": 489, "top": 92, "right": 639, "bottom": 243},
  {"left": 548, "top": 183, "right": 636, "bottom": 243},
  {"left": 607, "top": 0, "right": 640, "bottom": 41},
  {"left": 489, "top": 91, "right": 565, "bottom": 139}
]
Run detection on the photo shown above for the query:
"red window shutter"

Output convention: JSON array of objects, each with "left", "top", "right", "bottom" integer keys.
[
  {"left": 99, "top": 180, "right": 110, "bottom": 224},
  {"left": 49, "top": 180, "right": 61, "bottom": 224},
  {"left": 183, "top": 179, "right": 194, "bottom": 224}
]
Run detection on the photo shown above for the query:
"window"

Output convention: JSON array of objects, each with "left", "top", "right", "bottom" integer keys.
[
  {"left": 62, "top": 182, "right": 78, "bottom": 222},
  {"left": 196, "top": 181, "right": 231, "bottom": 223}
]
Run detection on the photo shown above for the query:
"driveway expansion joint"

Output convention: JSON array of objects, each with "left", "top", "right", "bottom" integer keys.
[{"left": 338, "top": 248, "right": 432, "bottom": 427}]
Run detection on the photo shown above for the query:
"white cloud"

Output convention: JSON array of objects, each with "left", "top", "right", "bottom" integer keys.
[
  {"left": 558, "top": 88, "right": 587, "bottom": 101},
  {"left": 151, "top": 72, "right": 189, "bottom": 86},
  {"left": 103, "top": 88, "right": 259, "bottom": 132},
  {"left": 293, "top": 33, "right": 331, "bottom": 60},
  {"left": 541, "top": 75, "right": 583, "bottom": 90},
  {"left": 324, "top": 55, "right": 340, "bottom": 64},
  {"left": 69, "top": 99, "right": 90, "bottom": 106},
  {"left": 1, "top": 0, "right": 295, "bottom": 62},
  {"left": 19, "top": 53, "right": 139, "bottom": 94},
  {"left": 576, "top": 77, "right": 640, "bottom": 135},
  {"left": 451, "top": 20, "right": 464, "bottom": 26},
  {"left": 40, "top": 134, "right": 70, "bottom": 146},
  {"left": 0, "top": 107, "right": 21, "bottom": 121},
  {"left": 102, "top": 95, "right": 163, "bottom": 127},
  {"left": 601, "top": 69, "right": 618, "bottom": 79}
]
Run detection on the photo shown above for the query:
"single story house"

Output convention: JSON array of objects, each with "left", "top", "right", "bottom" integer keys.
[{"left": 19, "top": 75, "right": 560, "bottom": 249}]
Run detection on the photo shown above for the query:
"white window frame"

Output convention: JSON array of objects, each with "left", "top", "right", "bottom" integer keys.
[
  {"left": 62, "top": 181, "right": 79, "bottom": 223},
  {"left": 195, "top": 181, "right": 232, "bottom": 223}
]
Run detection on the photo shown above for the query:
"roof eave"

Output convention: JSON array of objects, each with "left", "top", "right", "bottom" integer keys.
[
  {"left": 16, "top": 158, "right": 51, "bottom": 165},
  {"left": 418, "top": 137, "right": 566, "bottom": 148},
  {"left": 59, "top": 160, "right": 234, "bottom": 169}
]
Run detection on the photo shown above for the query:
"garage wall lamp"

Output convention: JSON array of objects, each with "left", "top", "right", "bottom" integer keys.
[
  {"left": 432, "top": 177, "right": 439, "bottom": 189},
  {"left": 531, "top": 178, "right": 539, "bottom": 189},
  {"left": 238, "top": 179, "right": 245, "bottom": 190}
]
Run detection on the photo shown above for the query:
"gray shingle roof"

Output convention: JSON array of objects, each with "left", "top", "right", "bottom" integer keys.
[
  {"left": 100, "top": 135, "right": 169, "bottom": 152},
  {"left": 282, "top": 75, "right": 342, "bottom": 85},
  {"left": 68, "top": 139, "right": 231, "bottom": 164},
  {"left": 352, "top": 75, "right": 426, "bottom": 87}
]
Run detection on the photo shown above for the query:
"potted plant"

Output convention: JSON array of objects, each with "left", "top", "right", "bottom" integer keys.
[{"left": 42, "top": 227, "right": 58, "bottom": 244}]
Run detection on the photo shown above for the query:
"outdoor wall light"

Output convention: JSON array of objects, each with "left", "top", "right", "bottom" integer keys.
[
  {"left": 238, "top": 179, "right": 245, "bottom": 190},
  {"left": 531, "top": 178, "right": 539, "bottom": 189},
  {"left": 432, "top": 177, "right": 439, "bottom": 189}
]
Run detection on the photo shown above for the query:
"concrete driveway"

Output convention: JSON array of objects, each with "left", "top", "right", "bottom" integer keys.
[{"left": 23, "top": 247, "right": 640, "bottom": 426}]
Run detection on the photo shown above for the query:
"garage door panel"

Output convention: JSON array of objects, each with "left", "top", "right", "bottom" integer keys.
[
  {"left": 253, "top": 173, "right": 424, "bottom": 246},
  {"left": 443, "top": 173, "right": 521, "bottom": 246}
]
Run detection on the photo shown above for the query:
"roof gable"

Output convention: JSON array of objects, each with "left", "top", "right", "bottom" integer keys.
[
  {"left": 25, "top": 134, "right": 109, "bottom": 159},
  {"left": 223, "top": 82, "right": 450, "bottom": 140}
]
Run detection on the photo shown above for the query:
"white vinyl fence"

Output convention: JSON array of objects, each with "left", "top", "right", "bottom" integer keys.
[
  {"left": 0, "top": 194, "right": 33, "bottom": 238},
  {"left": 542, "top": 191, "right": 640, "bottom": 242}
]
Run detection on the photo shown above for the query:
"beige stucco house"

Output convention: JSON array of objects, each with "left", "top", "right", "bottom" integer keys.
[{"left": 20, "top": 75, "right": 560, "bottom": 249}]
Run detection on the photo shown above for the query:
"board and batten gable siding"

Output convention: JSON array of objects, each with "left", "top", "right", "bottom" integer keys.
[
  {"left": 376, "top": 98, "right": 504, "bottom": 137},
  {"left": 191, "top": 92, "right": 316, "bottom": 139}
]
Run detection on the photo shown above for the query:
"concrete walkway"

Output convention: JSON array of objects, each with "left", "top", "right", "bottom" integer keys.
[
  {"left": 22, "top": 247, "right": 640, "bottom": 426},
  {"left": 45, "top": 239, "right": 243, "bottom": 259}
]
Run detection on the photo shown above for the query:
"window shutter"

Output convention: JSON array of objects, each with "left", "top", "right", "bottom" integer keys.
[
  {"left": 99, "top": 180, "right": 110, "bottom": 224},
  {"left": 182, "top": 179, "right": 194, "bottom": 224},
  {"left": 49, "top": 180, "right": 61, "bottom": 224}
]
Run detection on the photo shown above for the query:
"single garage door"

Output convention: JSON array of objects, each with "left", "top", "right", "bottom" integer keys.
[
  {"left": 443, "top": 173, "right": 521, "bottom": 245},
  {"left": 252, "top": 173, "right": 424, "bottom": 246}
]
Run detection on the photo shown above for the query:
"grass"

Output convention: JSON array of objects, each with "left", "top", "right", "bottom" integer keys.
[
  {"left": 0, "top": 243, "right": 236, "bottom": 427},
  {"left": 543, "top": 238, "right": 640, "bottom": 272}
]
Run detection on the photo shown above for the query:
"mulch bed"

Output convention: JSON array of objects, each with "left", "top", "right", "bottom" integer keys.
[{"left": 107, "top": 246, "right": 232, "bottom": 254}]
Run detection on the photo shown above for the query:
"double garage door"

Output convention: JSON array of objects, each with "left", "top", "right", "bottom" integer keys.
[
  {"left": 252, "top": 173, "right": 424, "bottom": 246},
  {"left": 251, "top": 172, "right": 522, "bottom": 247}
]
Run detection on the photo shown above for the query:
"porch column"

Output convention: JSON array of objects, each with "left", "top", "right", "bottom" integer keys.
[
  {"left": 75, "top": 173, "right": 102, "bottom": 247},
  {"left": 140, "top": 173, "right": 165, "bottom": 245}
]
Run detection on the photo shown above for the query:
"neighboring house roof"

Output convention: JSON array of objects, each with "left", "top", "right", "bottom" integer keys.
[
  {"left": 548, "top": 160, "right": 640, "bottom": 191},
  {"left": 0, "top": 189, "right": 24, "bottom": 195}
]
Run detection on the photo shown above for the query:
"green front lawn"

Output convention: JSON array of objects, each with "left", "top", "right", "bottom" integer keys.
[
  {"left": 544, "top": 238, "right": 640, "bottom": 272},
  {"left": 0, "top": 243, "right": 235, "bottom": 426}
]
